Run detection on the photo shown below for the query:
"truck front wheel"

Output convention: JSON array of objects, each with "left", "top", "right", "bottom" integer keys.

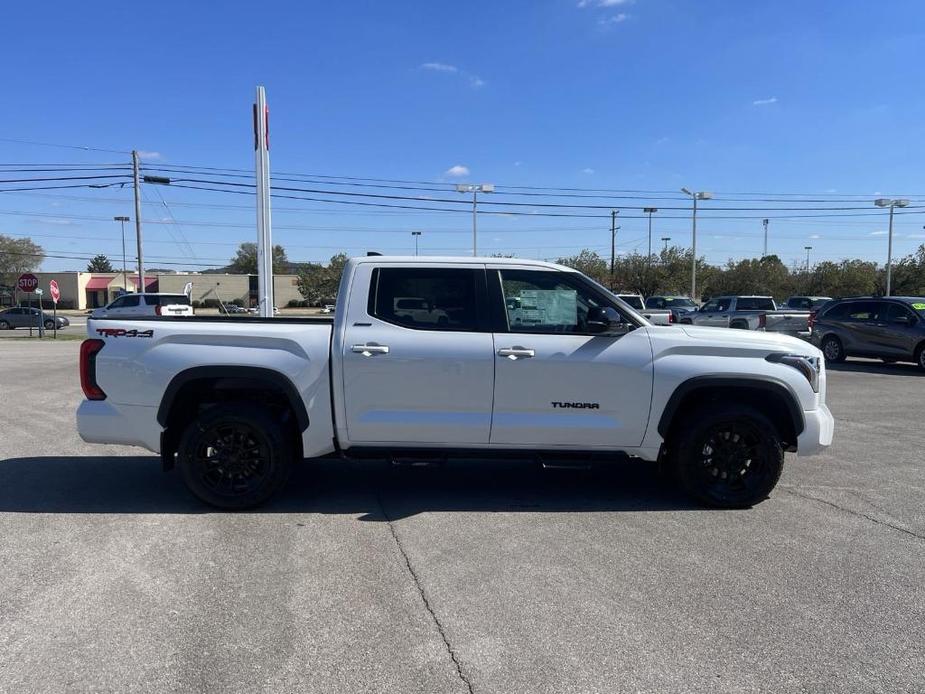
[
  {"left": 672, "top": 405, "right": 784, "bottom": 509},
  {"left": 177, "top": 403, "right": 293, "bottom": 509}
]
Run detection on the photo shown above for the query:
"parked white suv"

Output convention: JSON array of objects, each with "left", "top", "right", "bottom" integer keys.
[
  {"left": 90, "top": 293, "right": 193, "bottom": 318},
  {"left": 77, "top": 257, "right": 833, "bottom": 510}
]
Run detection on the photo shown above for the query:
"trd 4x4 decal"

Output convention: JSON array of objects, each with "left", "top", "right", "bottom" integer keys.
[{"left": 96, "top": 328, "right": 154, "bottom": 338}]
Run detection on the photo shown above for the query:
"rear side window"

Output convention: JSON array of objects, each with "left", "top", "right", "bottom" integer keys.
[
  {"left": 145, "top": 294, "right": 190, "bottom": 306},
  {"left": 122, "top": 295, "right": 140, "bottom": 307},
  {"left": 737, "top": 297, "right": 775, "bottom": 311},
  {"left": 844, "top": 301, "right": 880, "bottom": 321},
  {"left": 715, "top": 298, "right": 732, "bottom": 311},
  {"left": 787, "top": 297, "right": 811, "bottom": 310},
  {"left": 885, "top": 303, "right": 916, "bottom": 324},
  {"left": 369, "top": 267, "right": 480, "bottom": 331},
  {"left": 618, "top": 295, "right": 644, "bottom": 310}
]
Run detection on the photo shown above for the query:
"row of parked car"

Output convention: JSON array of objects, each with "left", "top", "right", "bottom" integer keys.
[{"left": 617, "top": 292, "right": 925, "bottom": 370}]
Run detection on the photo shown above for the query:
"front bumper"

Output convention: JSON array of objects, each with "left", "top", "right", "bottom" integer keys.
[{"left": 796, "top": 404, "right": 834, "bottom": 457}]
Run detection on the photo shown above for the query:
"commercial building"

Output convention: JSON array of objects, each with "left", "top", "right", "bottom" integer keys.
[{"left": 9, "top": 272, "right": 302, "bottom": 310}]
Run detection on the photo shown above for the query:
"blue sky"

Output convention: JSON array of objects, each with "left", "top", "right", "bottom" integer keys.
[{"left": 2, "top": 0, "right": 925, "bottom": 272}]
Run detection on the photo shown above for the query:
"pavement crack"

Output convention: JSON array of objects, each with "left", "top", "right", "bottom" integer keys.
[
  {"left": 783, "top": 487, "right": 925, "bottom": 540},
  {"left": 377, "top": 495, "right": 475, "bottom": 694}
]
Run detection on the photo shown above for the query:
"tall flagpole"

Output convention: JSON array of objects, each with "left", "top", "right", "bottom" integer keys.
[{"left": 254, "top": 86, "right": 274, "bottom": 317}]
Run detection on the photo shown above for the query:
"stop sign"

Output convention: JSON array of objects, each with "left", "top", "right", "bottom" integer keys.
[
  {"left": 17, "top": 273, "right": 38, "bottom": 293},
  {"left": 49, "top": 279, "right": 60, "bottom": 304}
]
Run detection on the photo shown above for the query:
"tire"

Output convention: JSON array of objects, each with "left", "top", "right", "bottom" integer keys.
[
  {"left": 44, "top": 320, "right": 55, "bottom": 330},
  {"left": 176, "top": 403, "right": 294, "bottom": 509},
  {"left": 672, "top": 405, "right": 784, "bottom": 509},
  {"left": 730, "top": 321, "right": 748, "bottom": 330},
  {"left": 680, "top": 318, "right": 693, "bottom": 325},
  {"left": 916, "top": 343, "right": 925, "bottom": 371},
  {"left": 0, "top": 320, "right": 9, "bottom": 330},
  {"left": 821, "top": 335, "right": 846, "bottom": 363}
]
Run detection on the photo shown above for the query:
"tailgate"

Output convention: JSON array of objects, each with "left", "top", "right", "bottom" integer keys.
[{"left": 764, "top": 312, "right": 809, "bottom": 333}]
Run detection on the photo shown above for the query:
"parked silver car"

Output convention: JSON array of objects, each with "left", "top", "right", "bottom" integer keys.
[{"left": 0, "top": 307, "right": 70, "bottom": 330}]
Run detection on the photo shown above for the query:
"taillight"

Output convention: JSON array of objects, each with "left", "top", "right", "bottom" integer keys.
[
  {"left": 808, "top": 310, "right": 817, "bottom": 330},
  {"left": 668, "top": 312, "right": 675, "bottom": 323},
  {"left": 758, "top": 313, "right": 767, "bottom": 329},
  {"left": 80, "top": 339, "right": 106, "bottom": 400},
  {"left": 155, "top": 304, "right": 162, "bottom": 315}
]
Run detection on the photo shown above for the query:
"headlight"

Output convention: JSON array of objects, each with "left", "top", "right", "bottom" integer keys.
[{"left": 766, "top": 353, "right": 820, "bottom": 392}]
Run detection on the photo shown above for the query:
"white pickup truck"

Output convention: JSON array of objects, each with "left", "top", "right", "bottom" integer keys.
[{"left": 77, "top": 257, "right": 833, "bottom": 510}]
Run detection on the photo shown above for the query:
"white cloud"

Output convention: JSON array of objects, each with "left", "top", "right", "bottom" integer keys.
[
  {"left": 809, "top": 234, "right": 821, "bottom": 239},
  {"left": 420, "top": 62, "right": 484, "bottom": 88},
  {"left": 420, "top": 62, "right": 458, "bottom": 73},
  {"left": 824, "top": 188, "right": 838, "bottom": 193},
  {"left": 870, "top": 230, "right": 888, "bottom": 236},
  {"left": 581, "top": 167, "right": 595, "bottom": 175},
  {"left": 579, "top": 0, "right": 632, "bottom": 7},
  {"left": 445, "top": 165, "right": 470, "bottom": 177},
  {"left": 137, "top": 150, "right": 161, "bottom": 160},
  {"left": 752, "top": 97, "right": 778, "bottom": 106},
  {"left": 513, "top": 161, "right": 523, "bottom": 167},
  {"left": 598, "top": 13, "right": 629, "bottom": 25},
  {"left": 906, "top": 233, "right": 925, "bottom": 238}
]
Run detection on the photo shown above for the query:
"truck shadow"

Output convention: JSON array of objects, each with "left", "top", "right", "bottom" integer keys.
[{"left": 0, "top": 456, "right": 703, "bottom": 518}]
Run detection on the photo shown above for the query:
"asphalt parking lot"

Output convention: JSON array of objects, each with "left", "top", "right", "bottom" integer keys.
[{"left": 1, "top": 340, "right": 923, "bottom": 693}]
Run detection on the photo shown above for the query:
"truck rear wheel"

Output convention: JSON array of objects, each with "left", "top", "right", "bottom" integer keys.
[
  {"left": 177, "top": 403, "right": 293, "bottom": 509},
  {"left": 672, "top": 405, "right": 784, "bottom": 508}
]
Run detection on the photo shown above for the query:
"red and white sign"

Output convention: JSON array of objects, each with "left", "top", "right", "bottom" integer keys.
[
  {"left": 17, "top": 273, "right": 38, "bottom": 293},
  {"left": 49, "top": 280, "right": 60, "bottom": 304}
]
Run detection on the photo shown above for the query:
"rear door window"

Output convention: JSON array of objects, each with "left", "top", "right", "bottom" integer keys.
[
  {"left": 737, "top": 297, "right": 775, "bottom": 311},
  {"left": 369, "top": 267, "right": 481, "bottom": 331},
  {"left": 715, "top": 298, "right": 732, "bottom": 311},
  {"left": 845, "top": 301, "right": 879, "bottom": 321},
  {"left": 122, "top": 295, "right": 141, "bottom": 307},
  {"left": 145, "top": 294, "right": 190, "bottom": 306}
]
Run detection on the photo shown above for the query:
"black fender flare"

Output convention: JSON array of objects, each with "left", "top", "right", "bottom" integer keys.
[
  {"left": 156, "top": 365, "right": 310, "bottom": 432},
  {"left": 657, "top": 375, "right": 805, "bottom": 438}
]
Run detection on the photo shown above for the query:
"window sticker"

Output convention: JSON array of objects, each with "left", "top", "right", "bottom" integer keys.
[{"left": 510, "top": 289, "right": 578, "bottom": 326}]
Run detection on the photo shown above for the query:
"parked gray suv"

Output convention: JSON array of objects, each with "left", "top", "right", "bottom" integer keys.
[{"left": 810, "top": 297, "right": 925, "bottom": 369}]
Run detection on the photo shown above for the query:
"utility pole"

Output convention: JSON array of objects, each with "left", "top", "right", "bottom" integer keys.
[
  {"left": 762, "top": 218, "right": 769, "bottom": 257},
  {"left": 131, "top": 151, "right": 144, "bottom": 292},
  {"left": 661, "top": 237, "right": 671, "bottom": 253},
  {"left": 254, "top": 86, "right": 274, "bottom": 317},
  {"left": 411, "top": 231, "right": 421, "bottom": 256},
  {"left": 609, "top": 209, "right": 620, "bottom": 289},
  {"left": 643, "top": 208, "right": 657, "bottom": 262},
  {"left": 804, "top": 245, "right": 812, "bottom": 271}
]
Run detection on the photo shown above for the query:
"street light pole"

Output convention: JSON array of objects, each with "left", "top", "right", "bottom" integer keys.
[
  {"left": 804, "top": 246, "right": 813, "bottom": 271},
  {"left": 681, "top": 188, "right": 712, "bottom": 301},
  {"left": 762, "top": 218, "right": 769, "bottom": 257},
  {"left": 874, "top": 198, "right": 910, "bottom": 296},
  {"left": 411, "top": 231, "right": 422, "bottom": 256},
  {"left": 456, "top": 183, "right": 493, "bottom": 256},
  {"left": 661, "top": 237, "right": 671, "bottom": 253},
  {"left": 113, "top": 216, "right": 130, "bottom": 290}
]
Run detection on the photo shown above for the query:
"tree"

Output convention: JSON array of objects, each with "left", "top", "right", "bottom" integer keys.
[
  {"left": 296, "top": 253, "right": 349, "bottom": 304},
  {"left": 228, "top": 242, "right": 289, "bottom": 274},
  {"left": 86, "top": 254, "right": 114, "bottom": 272},
  {"left": 0, "top": 234, "right": 45, "bottom": 284},
  {"left": 555, "top": 249, "right": 608, "bottom": 285}
]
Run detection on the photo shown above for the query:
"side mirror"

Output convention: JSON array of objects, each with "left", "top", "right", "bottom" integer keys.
[{"left": 587, "top": 306, "right": 628, "bottom": 335}]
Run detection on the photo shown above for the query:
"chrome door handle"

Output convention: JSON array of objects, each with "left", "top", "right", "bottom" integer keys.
[
  {"left": 351, "top": 344, "right": 390, "bottom": 356},
  {"left": 498, "top": 346, "right": 535, "bottom": 360}
]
